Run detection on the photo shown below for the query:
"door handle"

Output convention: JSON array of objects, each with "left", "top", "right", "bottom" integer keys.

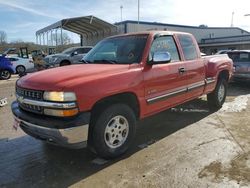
[{"left": 178, "top": 67, "right": 185, "bottom": 74}]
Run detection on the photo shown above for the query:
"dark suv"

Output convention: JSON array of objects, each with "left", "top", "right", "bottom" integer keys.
[{"left": 227, "top": 50, "right": 250, "bottom": 81}]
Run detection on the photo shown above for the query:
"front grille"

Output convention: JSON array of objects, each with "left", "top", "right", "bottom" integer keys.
[
  {"left": 19, "top": 103, "right": 43, "bottom": 114},
  {"left": 16, "top": 86, "right": 43, "bottom": 100},
  {"left": 16, "top": 86, "right": 44, "bottom": 114}
]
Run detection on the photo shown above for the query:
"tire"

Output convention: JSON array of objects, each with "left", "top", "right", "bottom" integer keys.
[
  {"left": 16, "top": 65, "right": 26, "bottom": 74},
  {"left": 60, "top": 61, "right": 70, "bottom": 66},
  {"left": 0, "top": 70, "right": 11, "bottom": 80},
  {"left": 207, "top": 79, "right": 227, "bottom": 110},
  {"left": 91, "top": 103, "right": 136, "bottom": 159}
]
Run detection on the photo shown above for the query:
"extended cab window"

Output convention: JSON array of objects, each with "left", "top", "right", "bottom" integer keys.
[
  {"left": 178, "top": 35, "right": 198, "bottom": 61},
  {"left": 149, "top": 36, "right": 180, "bottom": 62}
]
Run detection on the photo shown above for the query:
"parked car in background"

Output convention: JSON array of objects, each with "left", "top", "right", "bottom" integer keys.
[
  {"left": 0, "top": 56, "right": 15, "bottom": 80},
  {"left": 43, "top": 46, "right": 92, "bottom": 68},
  {"left": 7, "top": 57, "right": 34, "bottom": 74},
  {"left": 227, "top": 50, "right": 250, "bottom": 81}
]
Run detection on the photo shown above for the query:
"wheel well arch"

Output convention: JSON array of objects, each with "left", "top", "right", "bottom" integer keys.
[
  {"left": 91, "top": 92, "right": 140, "bottom": 120},
  {"left": 218, "top": 70, "right": 229, "bottom": 81},
  {"left": 60, "top": 60, "right": 71, "bottom": 66}
]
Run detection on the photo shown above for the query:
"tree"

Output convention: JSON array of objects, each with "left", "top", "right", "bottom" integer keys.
[
  {"left": 51, "top": 32, "right": 73, "bottom": 45},
  {"left": 0, "top": 30, "right": 7, "bottom": 44}
]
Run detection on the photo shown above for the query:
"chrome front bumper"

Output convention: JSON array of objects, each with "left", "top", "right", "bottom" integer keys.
[
  {"left": 12, "top": 101, "right": 90, "bottom": 149},
  {"left": 17, "top": 116, "right": 88, "bottom": 148}
]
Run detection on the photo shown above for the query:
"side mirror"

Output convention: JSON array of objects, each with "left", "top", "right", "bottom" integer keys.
[
  {"left": 148, "top": 52, "right": 171, "bottom": 65},
  {"left": 72, "top": 51, "right": 78, "bottom": 56}
]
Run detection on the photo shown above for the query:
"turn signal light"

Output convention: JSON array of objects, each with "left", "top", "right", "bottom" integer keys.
[{"left": 44, "top": 108, "right": 79, "bottom": 117}]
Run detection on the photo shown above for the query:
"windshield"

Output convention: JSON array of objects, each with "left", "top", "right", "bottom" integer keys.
[
  {"left": 83, "top": 35, "right": 148, "bottom": 64},
  {"left": 61, "top": 47, "right": 75, "bottom": 54}
]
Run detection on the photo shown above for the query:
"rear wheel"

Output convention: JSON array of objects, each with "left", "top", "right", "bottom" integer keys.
[
  {"left": 16, "top": 65, "right": 26, "bottom": 74},
  {"left": 207, "top": 79, "right": 227, "bottom": 110},
  {"left": 91, "top": 103, "right": 136, "bottom": 159},
  {"left": 0, "top": 70, "right": 11, "bottom": 80}
]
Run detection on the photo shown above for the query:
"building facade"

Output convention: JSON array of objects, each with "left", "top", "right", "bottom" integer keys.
[{"left": 115, "top": 20, "right": 250, "bottom": 54}]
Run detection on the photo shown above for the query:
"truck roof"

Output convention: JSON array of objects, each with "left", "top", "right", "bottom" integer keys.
[{"left": 107, "top": 30, "right": 192, "bottom": 39}]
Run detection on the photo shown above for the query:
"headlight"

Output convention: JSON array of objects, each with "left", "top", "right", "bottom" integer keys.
[{"left": 43, "top": 92, "right": 77, "bottom": 102}]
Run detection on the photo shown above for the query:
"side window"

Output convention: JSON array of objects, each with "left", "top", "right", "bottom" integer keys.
[
  {"left": 77, "top": 48, "right": 92, "bottom": 54},
  {"left": 8, "top": 58, "right": 18, "bottom": 61},
  {"left": 150, "top": 36, "right": 180, "bottom": 62},
  {"left": 83, "top": 48, "right": 92, "bottom": 53},
  {"left": 178, "top": 35, "right": 198, "bottom": 61},
  {"left": 76, "top": 48, "right": 85, "bottom": 54},
  {"left": 228, "top": 52, "right": 250, "bottom": 62},
  {"left": 238, "top": 52, "right": 250, "bottom": 62}
]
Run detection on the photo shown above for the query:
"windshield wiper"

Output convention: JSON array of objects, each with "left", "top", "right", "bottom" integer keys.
[{"left": 93, "top": 59, "right": 117, "bottom": 64}]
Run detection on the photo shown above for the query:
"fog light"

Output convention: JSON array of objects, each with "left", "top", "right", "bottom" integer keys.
[{"left": 44, "top": 108, "right": 79, "bottom": 117}]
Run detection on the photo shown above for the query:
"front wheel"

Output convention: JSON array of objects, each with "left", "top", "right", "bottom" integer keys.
[
  {"left": 0, "top": 70, "right": 11, "bottom": 80},
  {"left": 207, "top": 79, "right": 227, "bottom": 110},
  {"left": 16, "top": 65, "right": 26, "bottom": 74},
  {"left": 91, "top": 104, "right": 136, "bottom": 159}
]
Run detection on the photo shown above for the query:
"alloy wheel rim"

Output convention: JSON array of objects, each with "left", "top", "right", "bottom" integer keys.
[
  {"left": 1, "top": 71, "right": 10, "bottom": 79},
  {"left": 17, "top": 66, "right": 25, "bottom": 73},
  {"left": 218, "top": 84, "right": 225, "bottom": 103},
  {"left": 104, "top": 115, "right": 129, "bottom": 149}
]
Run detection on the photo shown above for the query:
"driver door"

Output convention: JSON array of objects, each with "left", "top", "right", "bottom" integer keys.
[{"left": 144, "top": 35, "right": 188, "bottom": 115}]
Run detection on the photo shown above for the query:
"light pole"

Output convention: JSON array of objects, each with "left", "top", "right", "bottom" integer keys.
[
  {"left": 120, "top": 5, "right": 123, "bottom": 22},
  {"left": 244, "top": 14, "right": 250, "bottom": 33},
  {"left": 138, "top": 0, "right": 140, "bottom": 31},
  {"left": 231, "top": 11, "right": 234, "bottom": 27}
]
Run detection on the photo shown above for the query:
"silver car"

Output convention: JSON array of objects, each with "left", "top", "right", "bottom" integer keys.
[
  {"left": 44, "top": 46, "right": 92, "bottom": 67},
  {"left": 227, "top": 50, "right": 250, "bottom": 81}
]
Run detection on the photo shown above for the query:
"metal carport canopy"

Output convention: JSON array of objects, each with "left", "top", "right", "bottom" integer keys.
[{"left": 36, "top": 15, "right": 117, "bottom": 37}]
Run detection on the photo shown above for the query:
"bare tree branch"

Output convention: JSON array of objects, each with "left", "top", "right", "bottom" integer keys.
[{"left": 0, "top": 31, "right": 7, "bottom": 44}]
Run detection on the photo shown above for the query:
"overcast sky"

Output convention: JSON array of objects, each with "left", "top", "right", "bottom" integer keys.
[{"left": 0, "top": 0, "right": 250, "bottom": 42}]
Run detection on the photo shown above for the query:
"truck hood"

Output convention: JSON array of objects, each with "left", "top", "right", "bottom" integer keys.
[{"left": 17, "top": 64, "right": 134, "bottom": 91}]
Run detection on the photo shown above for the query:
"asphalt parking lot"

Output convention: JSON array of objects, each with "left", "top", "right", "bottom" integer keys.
[{"left": 0, "top": 75, "right": 250, "bottom": 188}]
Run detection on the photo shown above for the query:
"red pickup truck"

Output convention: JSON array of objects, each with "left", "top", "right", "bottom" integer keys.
[{"left": 12, "top": 31, "right": 233, "bottom": 158}]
